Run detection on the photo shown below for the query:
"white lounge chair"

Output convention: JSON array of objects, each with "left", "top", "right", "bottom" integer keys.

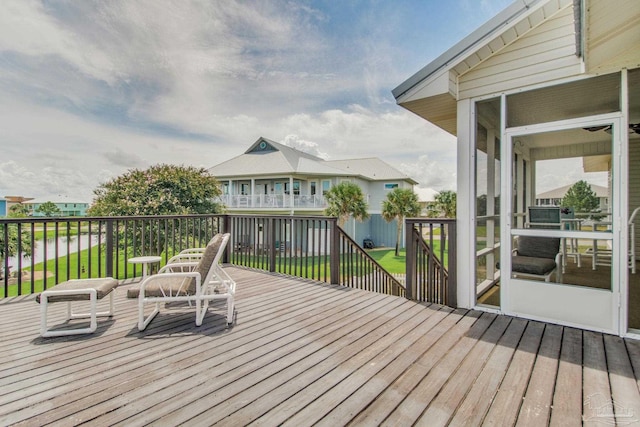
[
  {"left": 135, "top": 233, "right": 235, "bottom": 331},
  {"left": 164, "top": 235, "right": 220, "bottom": 264}
]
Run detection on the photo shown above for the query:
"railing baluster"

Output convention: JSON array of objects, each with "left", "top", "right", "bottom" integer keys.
[{"left": 1, "top": 214, "right": 449, "bottom": 303}]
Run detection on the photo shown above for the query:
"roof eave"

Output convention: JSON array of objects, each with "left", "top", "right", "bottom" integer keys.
[{"left": 392, "top": 0, "right": 544, "bottom": 102}]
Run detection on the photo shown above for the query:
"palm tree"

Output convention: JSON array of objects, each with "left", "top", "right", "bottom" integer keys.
[
  {"left": 427, "top": 190, "right": 457, "bottom": 218},
  {"left": 382, "top": 188, "right": 420, "bottom": 256},
  {"left": 324, "top": 182, "right": 369, "bottom": 227}
]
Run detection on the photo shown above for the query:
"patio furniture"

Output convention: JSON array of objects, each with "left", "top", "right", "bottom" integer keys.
[
  {"left": 128, "top": 255, "right": 162, "bottom": 280},
  {"left": 36, "top": 277, "right": 118, "bottom": 337},
  {"left": 134, "top": 233, "right": 234, "bottom": 331},
  {"left": 511, "top": 236, "right": 563, "bottom": 282}
]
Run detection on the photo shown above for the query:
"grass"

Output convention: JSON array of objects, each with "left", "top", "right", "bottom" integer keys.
[
  {"left": 2, "top": 240, "right": 450, "bottom": 298},
  {"left": 366, "top": 249, "right": 407, "bottom": 274},
  {"left": 1, "top": 246, "right": 161, "bottom": 298}
]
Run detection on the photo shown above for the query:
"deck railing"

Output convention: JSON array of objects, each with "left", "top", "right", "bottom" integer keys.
[
  {"left": 1, "top": 214, "right": 453, "bottom": 305},
  {"left": 1, "top": 215, "right": 224, "bottom": 297},
  {"left": 226, "top": 215, "right": 404, "bottom": 297},
  {"left": 405, "top": 218, "right": 457, "bottom": 306},
  {"left": 1, "top": 214, "right": 403, "bottom": 299}
]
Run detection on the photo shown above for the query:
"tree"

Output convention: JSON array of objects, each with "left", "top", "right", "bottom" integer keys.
[
  {"left": 8, "top": 204, "right": 29, "bottom": 218},
  {"left": 89, "top": 164, "right": 222, "bottom": 216},
  {"left": 1, "top": 205, "right": 32, "bottom": 277},
  {"left": 427, "top": 190, "right": 457, "bottom": 218},
  {"left": 88, "top": 164, "right": 224, "bottom": 255},
  {"left": 324, "top": 181, "right": 369, "bottom": 227},
  {"left": 36, "top": 201, "right": 62, "bottom": 217},
  {"left": 561, "top": 180, "right": 599, "bottom": 213},
  {"left": 382, "top": 188, "right": 420, "bottom": 256}
]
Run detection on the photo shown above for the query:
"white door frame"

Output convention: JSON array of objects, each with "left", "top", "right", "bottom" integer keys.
[{"left": 500, "top": 112, "right": 626, "bottom": 335}]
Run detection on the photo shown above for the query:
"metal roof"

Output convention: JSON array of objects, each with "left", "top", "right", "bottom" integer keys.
[
  {"left": 208, "top": 137, "right": 417, "bottom": 184},
  {"left": 536, "top": 183, "right": 608, "bottom": 199}
]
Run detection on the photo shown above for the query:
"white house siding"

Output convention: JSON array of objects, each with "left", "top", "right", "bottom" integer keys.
[
  {"left": 586, "top": 0, "right": 640, "bottom": 75},
  {"left": 458, "top": 5, "right": 582, "bottom": 100},
  {"left": 368, "top": 181, "right": 413, "bottom": 215}
]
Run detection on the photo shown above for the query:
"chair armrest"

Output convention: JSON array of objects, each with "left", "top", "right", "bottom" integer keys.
[
  {"left": 179, "top": 248, "right": 206, "bottom": 254},
  {"left": 167, "top": 253, "right": 203, "bottom": 264},
  {"left": 555, "top": 252, "right": 563, "bottom": 283},
  {"left": 159, "top": 262, "right": 198, "bottom": 273}
]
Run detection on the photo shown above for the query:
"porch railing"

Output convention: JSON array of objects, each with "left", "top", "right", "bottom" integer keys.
[
  {"left": 226, "top": 215, "right": 404, "bottom": 297},
  {"left": 1, "top": 214, "right": 453, "bottom": 305},
  {"left": 405, "top": 218, "right": 457, "bottom": 306},
  {"left": 1, "top": 214, "right": 403, "bottom": 299},
  {"left": 1, "top": 215, "right": 224, "bottom": 297}
]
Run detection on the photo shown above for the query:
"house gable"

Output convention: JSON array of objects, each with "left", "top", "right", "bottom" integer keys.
[
  {"left": 458, "top": 3, "right": 581, "bottom": 100},
  {"left": 393, "top": 0, "right": 577, "bottom": 135},
  {"left": 247, "top": 139, "right": 277, "bottom": 154}
]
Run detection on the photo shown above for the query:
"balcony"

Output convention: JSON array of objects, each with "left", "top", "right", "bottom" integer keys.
[
  {"left": 2, "top": 266, "right": 639, "bottom": 425},
  {"left": 220, "top": 194, "right": 328, "bottom": 209}
]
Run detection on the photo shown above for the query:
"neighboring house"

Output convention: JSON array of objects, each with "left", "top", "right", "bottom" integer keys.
[
  {"left": 393, "top": 0, "right": 639, "bottom": 336},
  {"left": 208, "top": 137, "right": 418, "bottom": 247},
  {"left": 535, "top": 183, "right": 609, "bottom": 211},
  {"left": 4, "top": 196, "right": 33, "bottom": 214},
  {"left": 24, "top": 196, "right": 89, "bottom": 217}
]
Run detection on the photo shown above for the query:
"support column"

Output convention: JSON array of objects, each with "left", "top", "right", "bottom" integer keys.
[
  {"left": 289, "top": 176, "right": 294, "bottom": 209},
  {"left": 251, "top": 178, "right": 255, "bottom": 207},
  {"left": 456, "top": 98, "right": 473, "bottom": 309}
]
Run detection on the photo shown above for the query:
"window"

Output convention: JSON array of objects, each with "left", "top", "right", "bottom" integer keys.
[
  {"left": 240, "top": 183, "right": 249, "bottom": 195},
  {"left": 322, "top": 180, "right": 331, "bottom": 194},
  {"left": 310, "top": 181, "right": 317, "bottom": 195},
  {"left": 293, "top": 181, "right": 300, "bottom": 195},
  {"left": 384, "top": 183, "right": 399, "bottom": 190}
]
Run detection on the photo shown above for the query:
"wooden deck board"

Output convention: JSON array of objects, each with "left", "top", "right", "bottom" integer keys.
[
  {"left": 447, "top": 317, "right": 528, "bottom": 426},
  {"left": 549, "top": 327, "right": 583, "bottom": 427},
  {"left": 0, "top": 267, "right": 638, "bottom": 426},
  {"left": 583, "top": 331, "right": 615, "bottom": 426},
  {"left": 516, "top": 323, "right": 562, "bottom": 426},
  {"left": 480, "top": 320, "right": 545, "bottom": 426}
]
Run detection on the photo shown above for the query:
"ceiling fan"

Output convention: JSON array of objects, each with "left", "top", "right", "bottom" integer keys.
[{"left": 584, "top": 123, "right": 640, "bottom": 134}]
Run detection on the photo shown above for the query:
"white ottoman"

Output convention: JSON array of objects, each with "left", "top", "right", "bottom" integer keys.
[{"left": 36, "top": 278, "right": 118, "bottom": 337}]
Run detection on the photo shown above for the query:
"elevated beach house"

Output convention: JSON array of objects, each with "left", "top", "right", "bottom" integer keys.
[
  {"left": 394, "top": 0, "right": 640, "bottom": 336},
  {"left": 23, "top": 196, "right": 89, "bottom": 217},
  {"left": 208, "top": 137, "right": 418, "bottom": 247}
]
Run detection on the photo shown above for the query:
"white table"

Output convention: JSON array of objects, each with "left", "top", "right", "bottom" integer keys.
[
  {"left": 589, "top": 220, "right": 612, "bottom": 270},
  {"left": 128, "top": 256, "right": 162, "bottom": 280}
]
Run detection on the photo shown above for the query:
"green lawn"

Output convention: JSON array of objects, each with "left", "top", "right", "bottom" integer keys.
[
  {"left": 366, "top": 249, "right": 407, "bottom": 274},
  {"left": 1, "top": 245, "right": 162, "bottom": 298},
  {"left": 2, "top": 240, "right": 450, "bottom": 298}
]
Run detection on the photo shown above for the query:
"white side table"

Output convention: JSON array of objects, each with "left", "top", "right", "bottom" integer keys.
[{"left": 128, "top": 256, "right": 162, "bottom": 280}]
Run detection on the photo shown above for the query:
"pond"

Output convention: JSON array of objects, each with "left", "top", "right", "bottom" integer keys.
[{"left": 4, "top": 234, "right": 101, "bottom": 273}]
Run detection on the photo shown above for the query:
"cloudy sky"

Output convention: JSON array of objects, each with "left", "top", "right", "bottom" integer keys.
[{"left": 0, "top": 0, "right": 514, "bottom": 202}]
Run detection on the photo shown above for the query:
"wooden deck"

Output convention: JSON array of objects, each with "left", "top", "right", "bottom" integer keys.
[{"left": 1, "top": 267, "right": 640, "bottom": 426}]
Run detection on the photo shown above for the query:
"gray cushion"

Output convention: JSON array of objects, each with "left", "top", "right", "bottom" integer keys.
[
  {"left": 516, "top": 236, "right": 560, "bottom": 260},
  {"left": 189, "top": 233, "right": 224, "bottom": 293},
  {"left": 36, "top": 278, "right": 118, "bottom": 303},
  {"left": 512, "top": 255, "right": 557, "bottom": 276},
  {"left": 127, "top": 276, "right": 193, "bottom": 298}
]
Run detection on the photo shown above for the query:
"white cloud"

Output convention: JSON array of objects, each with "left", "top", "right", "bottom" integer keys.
[
  {"left": 0, "top": 1, "right": 516, "bottom": 204},
  {"left": 282, "top": 135, "right": 330, "bottom": 159}
]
